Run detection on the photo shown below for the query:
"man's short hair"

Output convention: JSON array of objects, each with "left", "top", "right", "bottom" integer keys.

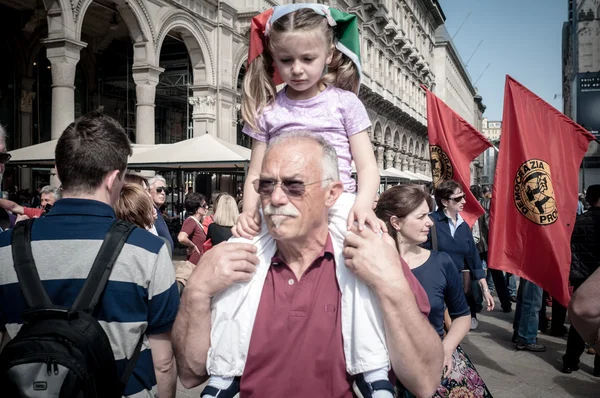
[
  {"left": 266, "top": 132, "right": 339, "bottom": 185},
  {"left": 585, "top": 185, "right": 600, "bottom": 207},
  {"left": 40, "top": 185, "right": 61, "bottom": 199},
  {"left": 55, "top": 112, "right": 132, "bottom": 193},
  {"left": 148, "top": 175, "right": 166, "bottom": 187}
]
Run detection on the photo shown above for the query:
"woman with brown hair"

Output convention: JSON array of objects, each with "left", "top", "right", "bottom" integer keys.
[
  {"left": 375, "top": 184, "right": 490, "bottom": 397},
  {"left": 115, "top": 183, "right": 156, "bottom": 231},
  {"left": 177, "top": 193, "right": 209, "bottom": 265}
]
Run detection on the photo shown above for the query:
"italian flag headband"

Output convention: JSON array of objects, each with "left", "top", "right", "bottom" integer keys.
[{"left": 248, "top": 3, "right": 362, "bottom": 86}]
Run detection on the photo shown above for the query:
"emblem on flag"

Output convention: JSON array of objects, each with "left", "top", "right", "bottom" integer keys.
[
  {"left": 513, "top": 159, "right": 557, "bottom": 226},
  {"left": 429, "top": 145, "right": 454, "bottom": 187}
]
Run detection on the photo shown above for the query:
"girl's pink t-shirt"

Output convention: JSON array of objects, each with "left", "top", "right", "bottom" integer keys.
[{"left": 243, "top": 86, "right": 372, "bottom": 193}]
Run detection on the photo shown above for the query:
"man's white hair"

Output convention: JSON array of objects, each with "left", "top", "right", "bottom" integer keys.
[
  {"left": 266, "top": 132, "right": 339, "bottom": 186},
  {"left": 148, "top": 174, "right": 166, "bottom": 187},
  {"left": 40, "top": 185, "right": 61, "bottom": 199}
]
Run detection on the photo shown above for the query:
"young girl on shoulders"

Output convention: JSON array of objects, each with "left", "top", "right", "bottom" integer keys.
[{"left": 204, "top": 5, "right": 397, "bottom": 398}]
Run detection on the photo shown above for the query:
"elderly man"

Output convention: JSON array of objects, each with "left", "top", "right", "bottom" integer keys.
[
  {"left": 173, "top": 134, "right": 443, "bottom": 397},
  {"left": 149, "top": 174, "right": 174, "bottom": 252},
  {"left": 0, "top": 185, "right": 60, "bottom": 219}
]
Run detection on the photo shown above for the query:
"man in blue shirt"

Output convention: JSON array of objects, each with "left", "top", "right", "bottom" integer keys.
[{"left": 0, "top": 112, "right": 180, "bottom": 397}]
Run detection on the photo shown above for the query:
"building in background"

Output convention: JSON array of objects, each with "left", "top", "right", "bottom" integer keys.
[
  {"left": 431, "top": 24, "right": 486, "bottom": 184},
  {"left": 0, "top": 0, "right": 448, "bottom": 191},
  {"left": 563, "top": 0, "right": 600, "bottom": 189},
  {"left": 481, "top": 118, "right": 501, "bottom": 185}
]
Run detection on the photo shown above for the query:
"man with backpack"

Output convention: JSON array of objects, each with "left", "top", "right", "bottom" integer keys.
[{"left": 0, "top": 112, "right": 179, "bottom": 397}]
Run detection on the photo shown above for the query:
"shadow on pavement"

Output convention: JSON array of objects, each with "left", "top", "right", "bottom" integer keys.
[{"left": 553, "top": 375, "right": 599, "bottom": 398}]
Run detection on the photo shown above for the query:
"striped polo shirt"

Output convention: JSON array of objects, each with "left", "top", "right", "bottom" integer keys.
[{"left": 0, "top": 199, "right": 180, "bottom": 398}]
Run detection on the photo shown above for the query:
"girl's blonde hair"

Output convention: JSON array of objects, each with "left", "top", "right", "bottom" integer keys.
[
  {"left": 115, "top": 183, "right": 155, "bottom": 229},
  {"left": 242, "top": 8, "right": 360, "bottom": 132},
  {"left": 213, "top": 194, "right": 240, "bottom": 227}
]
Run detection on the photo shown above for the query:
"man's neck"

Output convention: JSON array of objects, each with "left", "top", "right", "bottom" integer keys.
[
  {"left": 61, "top": 190, "right": 111, "bottom": 206},
  {"left": 276, "top": 226, "right": 329, "bottom": 280}
]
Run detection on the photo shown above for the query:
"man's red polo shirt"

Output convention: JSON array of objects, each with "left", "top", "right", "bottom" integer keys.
[{"left": 240, "top": 235, "right": 430, "bottom": 397}]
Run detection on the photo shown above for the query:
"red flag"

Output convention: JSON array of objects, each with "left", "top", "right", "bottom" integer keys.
[
  {"left": 488, "top": 76, "right": 595, "bottom": 307},
  {"left": 425, "top": 87, "right": 493, "bottom": 226}
]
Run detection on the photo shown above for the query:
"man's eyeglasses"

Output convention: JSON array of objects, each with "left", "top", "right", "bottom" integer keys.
[
  {"left": 0, "top": 153, "right": 11, "bottom": 164},
  {"left": 449, "top": 194, "right": 466, "bottom": 203},
  {"left": 201, "top": 203, "right": 209, "bottom": 209},
  {"left": 155, "top": 187, "right": 167, "bottom": 194},
  {"left": 253, "top": 178, "right": 331, "bottom": 197}
]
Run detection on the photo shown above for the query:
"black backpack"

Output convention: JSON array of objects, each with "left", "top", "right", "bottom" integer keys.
[{"left": 0, "top": 219, "right": 142, "bottom": 398}]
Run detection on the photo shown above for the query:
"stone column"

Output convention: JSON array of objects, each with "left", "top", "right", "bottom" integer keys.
[
  {"left": 42, "top": 38, "right": 86, "bottom": 140},
  {"left": 394, "top": 152, "right": 402, "bottom": 169},
  {"left": 189, "top": 85, "right": 217, "bottom": 137},
  {"left": 19, "top": 78, "right": 36, "bottom": 189},
  {"left": 408, "top": 156, "right": 415, "bottom": 173},
  {"left": 384, "top": 149, "right": 394, "bottom": 170},
  {"left": 132, "top": 65, "right": 164, "bottom": 144},
  {"left": 376, "top": 146, "right": 385, "bottom": 169},
  {"left": 401, "top": 154, "right": 409, "bottom": 171}
]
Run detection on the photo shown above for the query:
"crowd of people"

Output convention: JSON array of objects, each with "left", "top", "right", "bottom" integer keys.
[{"left": 0, "top": 4, "right": 599, "bottom": 398}]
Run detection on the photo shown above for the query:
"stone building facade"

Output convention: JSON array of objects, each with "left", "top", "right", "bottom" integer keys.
[
  {"left": 563, "top": 0, "right": 600, "bottom": 189},
  {"left": 431, "top": 24, "right": 486, "bottom": 184},
  {"left": 0, "top": 0, "right": 447, "bottom": 189}
]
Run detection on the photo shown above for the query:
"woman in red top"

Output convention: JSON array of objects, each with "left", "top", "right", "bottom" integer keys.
[{"left": 177, "top": 193, "right": 208, "bottom": 264}]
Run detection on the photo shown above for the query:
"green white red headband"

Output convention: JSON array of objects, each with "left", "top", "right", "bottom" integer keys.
[{"left": 248, "top": 3, "right": 362, "bottom": 86}]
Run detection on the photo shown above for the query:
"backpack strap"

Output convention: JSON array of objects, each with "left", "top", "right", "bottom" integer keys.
[
  {"left": 431, "top": 222, "right": 438, "bottom": 251},
  {"left": 120, "top": 336, "right": 144, "bottom": 389},
  {"left": 11, "top": 219, "right": 52, "bottom": 308},
  {"left": 72, "top": 220, "right": 136, "bottom": 313}
]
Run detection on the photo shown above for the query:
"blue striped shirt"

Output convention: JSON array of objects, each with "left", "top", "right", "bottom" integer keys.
[{"left": 0, "top": 199, "right": 180, "bottom": 398}]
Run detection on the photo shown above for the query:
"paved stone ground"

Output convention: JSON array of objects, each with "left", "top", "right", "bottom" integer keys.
[
  {"left": 462, "top": 304, "right": 598, "bottom": 398},
  {"left": 175, "top": 299, "right": 599, "bottom": 398}
]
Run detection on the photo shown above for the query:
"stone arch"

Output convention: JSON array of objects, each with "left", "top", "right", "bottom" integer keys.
[
  {"left": 42, "top": 0, "right": 76, "bottom": 39},
  {"left": 393, "top": 130, "right": 400, "bottom": 149},
  {"left": 76, "top": 0, "right": 152, "bottom": 43},
  {"left": 373, "top": 122, "right": 383, "bottom": 144},
  {"left": 408, "top": 137, "right": 414, "bottom": 155},
  {"left": 384, "top": 126, "right": 392, "bottom": 147},
  {"left": 156, "top": 11, "right": 214, "bottom": 85},
  {"left": 401, "top": 134, "right": 408, "bottom": 152},
  {"left": 76, "top": 0, "right": 155, "bottom": 65},
  {"left": 233, "top": 46, "right": 248, "bottom": 88}
]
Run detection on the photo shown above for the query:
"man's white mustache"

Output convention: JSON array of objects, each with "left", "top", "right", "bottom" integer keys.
[{"left": 263, "top": 204, "right": 299, "bottom": 217}]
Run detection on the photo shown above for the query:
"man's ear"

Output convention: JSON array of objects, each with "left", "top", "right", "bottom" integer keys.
[
  {"left": 105, "top": 170, "right": 122, "bottom": 193},
  {"left": 324, "top": 180, "right": 344, "bottom": 207}
]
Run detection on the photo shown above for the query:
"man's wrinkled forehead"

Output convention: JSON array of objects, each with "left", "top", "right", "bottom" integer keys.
[{"left": 262, "top": 141, "right": 321, "bottom": 178}]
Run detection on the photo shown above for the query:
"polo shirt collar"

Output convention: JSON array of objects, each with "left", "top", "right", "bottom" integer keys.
[
  {"left": 435, "top": 208, "right": 465, "bottom": 224},
  {"left": 46, "top": 198, "right": 116, "bottom": 218}
]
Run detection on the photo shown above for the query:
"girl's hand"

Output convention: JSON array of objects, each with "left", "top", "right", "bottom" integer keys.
[
  {"left": 232, "top": 210, "right": 262, "bottom": 239},
  {"left": 347, "top": 203, "right": 387, "bottom": 234},
  {"left": 483, "top": 289, "right": 495, "bottom": 311}
]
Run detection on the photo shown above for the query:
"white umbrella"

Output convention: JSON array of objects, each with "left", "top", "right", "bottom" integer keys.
[
  {"left": 383, "top": 168, "right": 414, "bottom": 182},
  {"left": 8, "top": 140, "right": 160, "bottom": 168},
  {"left": 128, "top": 134, "right": 251, "bottom": 170}
]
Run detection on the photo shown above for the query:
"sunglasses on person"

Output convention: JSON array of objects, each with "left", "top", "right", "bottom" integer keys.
[
  {"left": 0, "top": 152, "right": 11, "bottom": 164},
  {"left": 448, "top": 194, "right": 466, "bottom": 203},
  {"left": 252, "top": 178, "right": 331, "bottom": 197},
  {"left": 155, "top": 187, "right": 168, "bottom": 194}
]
